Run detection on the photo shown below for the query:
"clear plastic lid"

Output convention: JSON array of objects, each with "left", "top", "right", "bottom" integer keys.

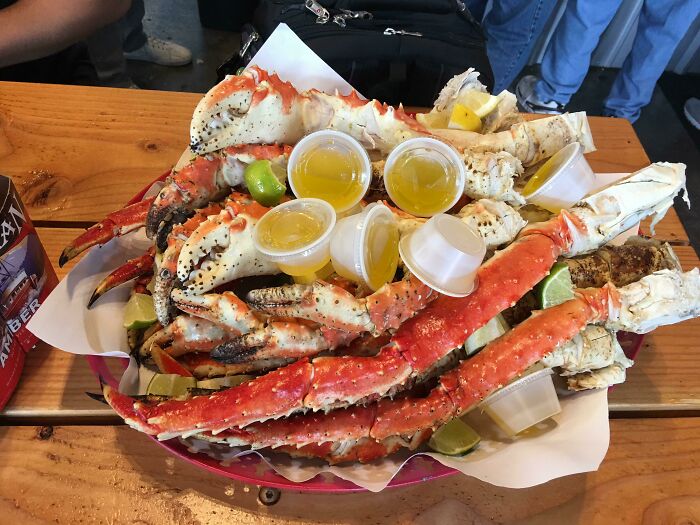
[{"left": 399, "top": 214, "right": 485, "bottom": 297}]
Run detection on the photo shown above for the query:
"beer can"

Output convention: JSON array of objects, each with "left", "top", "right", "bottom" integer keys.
[{"left": 0, "top": 174, "right": 58, "bottom": 408}]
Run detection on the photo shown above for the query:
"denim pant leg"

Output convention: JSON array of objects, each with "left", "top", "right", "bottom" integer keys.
[
  {"left": 483, "top": 0, "right": 558, "bottom": 93},
  {"left": 604, "top": 0, "right": 699, "bottom": 122},
  {"left": 122, "top": 0, "right": 147, "bottom": 53},
  {"left": 85, "top": 0, "right": 146, "bottom": 86},
  {"left": 536, "top": 0, "right": 623, "bottom": 104}
]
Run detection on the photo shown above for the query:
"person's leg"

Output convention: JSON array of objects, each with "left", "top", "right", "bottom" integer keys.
[
  {"left": 85, "top": 20, "right": 132, "bottom": 87},
  {"left": 120, "top": 0, "right": 147, "bottom": 53},
  {"left": 536, "top": 0, "right": 623, "bottom": 104},
  {"left": 122, "top": 0, "right": 192, "bottom": 67},
  {"left": 604, "top": 0, "right": 698, "bottom": 122},
  {"left": 482, "top": 0, "right": 558, "bottom": 93}
]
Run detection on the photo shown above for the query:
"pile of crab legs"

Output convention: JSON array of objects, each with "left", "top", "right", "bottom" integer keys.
[{"left": 57, "top": 67, "right": 700, "bottom": 464}]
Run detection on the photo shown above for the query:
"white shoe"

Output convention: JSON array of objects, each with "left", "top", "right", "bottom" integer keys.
[
  {"left": 125, "top": 36, "right": 192, "bottom": 67},
  {"left": 684, "top": 98, "right": 700, "bottom": 130}
]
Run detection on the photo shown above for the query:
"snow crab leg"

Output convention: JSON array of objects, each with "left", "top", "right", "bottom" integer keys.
[
  {"left": 103, "top": 163, "right": 687, "bottom": 440},
  {"left": 59, "top": 197, "right": 154, "bottom": 267}
]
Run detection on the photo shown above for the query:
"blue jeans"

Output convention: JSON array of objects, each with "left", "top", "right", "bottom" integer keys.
[
  {"left": 536, "top": 0, "right": 698, "bottom": 122},
  {"left": 467, "top": 0, "right": 558, "bottom": 93}
]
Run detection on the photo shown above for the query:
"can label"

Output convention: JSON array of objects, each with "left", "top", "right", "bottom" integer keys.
[{"left": 0, "top": 175, "right": 58, "bottom": 408}]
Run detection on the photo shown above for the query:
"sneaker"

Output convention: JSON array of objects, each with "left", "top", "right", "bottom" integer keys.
[
  {"left": 125, "top": 36, "right": 192, "bottom": 67},
  {"left": 684, "top": 98, "right": 700, "bottom": 130},
  {"left": 515, "top": 75, "right": 565, "bottom": 114}
]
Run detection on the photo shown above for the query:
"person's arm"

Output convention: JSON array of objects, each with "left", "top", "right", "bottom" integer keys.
[{"left": 0, "top": 0, "right": 131, "bottom": 68}]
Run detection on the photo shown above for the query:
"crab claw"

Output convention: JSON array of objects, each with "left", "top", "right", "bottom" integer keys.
[
  {"left": 88, "top": 248, "right": 155, "bottom": 308},
  {"left": 59, "top": 197, "right": 154, "bottom": 267},
  {"left": 190, "top": 67, "right": 306, "bottom": 155},
  {"left": 210, "top": 322, "right": 353, "bottom": 364},
  {"left": 176, "top": 201, "right": 278, "bottom": 294},
  {"left": 171, "top": 289, "right": 262, "bottom": 334}
]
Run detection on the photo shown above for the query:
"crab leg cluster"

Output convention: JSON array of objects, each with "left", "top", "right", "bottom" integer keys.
[{"left": 102, "top": 164, "right": 692, "bottom": 456}]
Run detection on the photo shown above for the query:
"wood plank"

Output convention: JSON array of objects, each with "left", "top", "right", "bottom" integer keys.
[
  {"left": 0, "top": 420, "right": 698, "bottom": 524},
  {"left": 0, "top": 82, "right": 197, "bottom": 222}
]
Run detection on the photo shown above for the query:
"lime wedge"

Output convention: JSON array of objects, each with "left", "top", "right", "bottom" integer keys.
[
  {"left": 123, "top": 293, "right": 157, "bottom": 330},
  {"left": 465, "top": 314, "right": 509, "bottom": 355},
  {"left": 536, "top": 262, "right": 574, "bottom": 309},
  {"left": 428, "top": 418, "right": 481, "bottom": 455},
  {"left": 448, "top": 103, "right": 482, "bottom": 132},
  {"left": 457, "top": 91, "right": 500, "bottom": 118},
  {"left": 244, "top": 159, "right": 287, "bottom": 206},
  {"left": 197, "top": 375, "right": 254, "bottom": 390},
  {"left": 416, "top": 111, "right": 450, "bottom": 129},
  {"left": 146, "top": 374, "right": 197, "bottom": 397}
]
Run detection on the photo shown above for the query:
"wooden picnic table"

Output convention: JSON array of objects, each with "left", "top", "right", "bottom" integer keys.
[{"left": 0, "top": 82, "right": 699, "bottom": 524}]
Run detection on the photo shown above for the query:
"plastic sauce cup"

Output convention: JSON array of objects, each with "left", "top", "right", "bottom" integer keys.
[
  {"left": 288, "top": 130, "right": 372, "bottom": 213},
  {"left": 253, "top": 198, "right": 336, "bottom": 276},
  {"left": 479, "top": 368, "right": 562, "bottom": 437},
  {"left": 330, "top": 203, "right": 399, "bottom": 291},
  {"left": 399, "top": 214, "right": 485, "bottom": 297},
  {"left": 384, "top": 137, "right": 466, "bottom": 217},
  {"left": 523, "top": 142, "right": 597, "bottom": 212}
]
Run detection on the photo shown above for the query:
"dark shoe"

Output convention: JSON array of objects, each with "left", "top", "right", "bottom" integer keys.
[{"left": 515, "top": 75, "right": 565, "bottom": 114}]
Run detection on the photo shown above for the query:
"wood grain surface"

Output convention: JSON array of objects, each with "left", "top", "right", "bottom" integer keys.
[
  {"left": 1, "top": 80, "right": 699, "bottom": 525},
  {"left": 0, "top": 420, "right": 698, "bottom": 524}
]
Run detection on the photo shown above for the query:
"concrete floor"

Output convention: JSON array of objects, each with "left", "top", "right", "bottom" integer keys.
[{"left": 128, "top": 1, "right": 699, "bottom": 252}]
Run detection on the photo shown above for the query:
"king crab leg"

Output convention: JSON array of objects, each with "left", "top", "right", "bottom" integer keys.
[
  {"left": 88, "top": 247, "right": 155, "bottom": 308},
  {"left": 59, "top": 197, "right": 154, "bottom": 267},
  {"left": 102, "top": 163, "right": 690, "bottom": 442}
]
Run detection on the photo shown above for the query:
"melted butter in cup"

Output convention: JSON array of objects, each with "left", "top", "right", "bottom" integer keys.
[
  {"left": 384, "top": 138, "right": 466, "bottom": 217},
  {"left": 253, "top": 198, "right": 336, "bottom": 276},
  {"left": 330, "top": 203, "right": 399, "bottom": 291},
  {"left": 288, "top": 130, "right": 371, "bottom": 213}
]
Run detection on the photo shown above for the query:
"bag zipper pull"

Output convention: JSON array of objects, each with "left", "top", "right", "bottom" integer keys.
[
  {"left": 333, "top": 8, "right": 373, "bottom": 27},
  {"left": 239, "top": 30, "right": 260, "bottom": 59},
  {"left": 383, "top": 27, "right": 423, "bottom": 37},
  {"left": 305, "top": 0, "right": 330, "bottom": 24}
]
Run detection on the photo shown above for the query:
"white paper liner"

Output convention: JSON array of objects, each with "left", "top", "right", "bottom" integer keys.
[
  {"left": 26, "top": 24, "right": 626, "bottom": 491},
  {"left": 179, "top": 389, "right": 608, "bottom": 492}
]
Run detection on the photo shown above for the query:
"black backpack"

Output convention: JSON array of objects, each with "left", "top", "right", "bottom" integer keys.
[{"left": 218, "top": 0, "right": 493, "bottom": 107}]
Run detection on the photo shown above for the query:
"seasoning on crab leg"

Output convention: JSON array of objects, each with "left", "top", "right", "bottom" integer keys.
[
  {"left": 542, "top": 325, "right": 634, "bottom": 389},
  {"left": 431, "top": 112, "right": 595, "bottom": 167},
  {"left": 174, "top": 193, "right": 278, "bottom": 295},
  {"left": 146, "top": 144, "right": 291, "bottom": 239},
  {"left": 103, "top": 163, "right": 687, "bottom": 440},
  {"left": 88, "top": 247, "right": 155, "bottom": 308},
  {"left": 213, "top": 275, "right": 434, "bottom": 363},
  {"left": 59, "top": 196, "right": 154, "bottom": 267}
]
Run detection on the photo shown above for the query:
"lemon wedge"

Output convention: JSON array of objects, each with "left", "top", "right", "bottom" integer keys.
[
  {"left": 416, "top": 111, "right": 450, "bottom": 129},
  {"left": 458, "top": 91, "right": 500, "bottom": 118},
  {"left": 448, "top": 103, "right": 482, "bottom": 131}
]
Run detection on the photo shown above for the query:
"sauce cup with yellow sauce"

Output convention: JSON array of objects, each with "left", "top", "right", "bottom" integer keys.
[
  {"left": 522, "top": 142, "right": 597, "bottom": 212},
  {"left": 253, "top": 198, "right": 336, "bottom": 276},
  {"left": 288, "top": 130, "right": 372, "bottom": 213},
  {"left": 330, "top": 203, "right": 400, "bottom": 291},
  {"left": 384, "top": 138, "right": 466, "bottom": 217}
]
